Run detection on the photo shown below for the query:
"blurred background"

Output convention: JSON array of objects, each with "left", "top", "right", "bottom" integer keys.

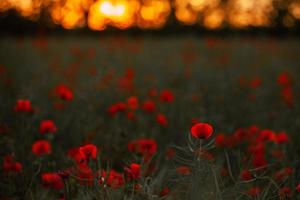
[
  {"left": 1, "top": 0, "right": 300, "bottom": 147},
  {"left": 0, "top": 0, "right": 300, "bottom": 33}
]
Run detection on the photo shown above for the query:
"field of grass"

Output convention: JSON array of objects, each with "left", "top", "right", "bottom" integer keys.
[{"left": 1, "top": 35, "right": 300, "bottom": 199}]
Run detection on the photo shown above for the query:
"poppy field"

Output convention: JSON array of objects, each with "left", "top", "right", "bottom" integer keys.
[{"left": 1, "top": 35, "right": 300, "bottom": 200}]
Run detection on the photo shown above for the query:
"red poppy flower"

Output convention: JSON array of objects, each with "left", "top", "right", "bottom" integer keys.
[
  {"left": 248, "top": 125, "right": 260, "bottom": 136},
  {"left": 32, "top": 140, "right": 52, "bottom": 156},
  {"left": 39, "top": 120, "right": 57, "bottom": 134},
  {"left": 2, "top": 155, "right": 22, "bottom": 173},
  {"left": 125, "top": 163, "right": 141, "bottom": 180},
  {"left": 107, "top": 102, "right": 127, "bottom": 117},
  {"left": 277, "top": 72, "right": 292, "bottom": 87},
  {"left": 127, "top": 96, "right": 139, "bottom": 110},
  {"left": 233, "top": 128, "right": 248, "bottom": 143},
  {"left": 159, "top": 89, "right": 174, "bottom": 103},
  {"left": 128, "top": 139, "right": 157, "bottom": 161},
  {"left": 55, "top": 84, "right": 73, "bottom": 101},
  {"left": 41, "top": 172, "right": 64, "bottom": 190},
  {"left": 156, "top": 113, "right": 168, "bottom": 127},
  {"left": 141, "top": 100, "right": 156, "bottom": 113},
  {"left": 215, "top": 133, "right": 226, "bottom": 147},
  {"left": 57, "top": 169, "right": 71, "bottom": 180},
  {"left": 191, "top": 122, "right": 213, "bottom": 139},
  {"left": 77, "top": 164, "right": 94, "bottom": 186},
  {"left": 107, "top": 104, "right": 119, "bottom": 117},
  {"left": 79, "top": 144, "right": 98, "bottom": 160},
  {"left": 248, "top": 143, "right": 265, "bottom": 155},
  {"left": 252, "top": 154, "right": 267, "bottom": 169},
  {"left": 14, "top": 99, "right": 33, "bottom": 113},
  {"left": 275, "top": 132, "right": 289, "bottom": 144},
  {"left": 67, "top": 147, "right": 86, "bottom": 164},
  {"left": 256, "top": 129, "right": 276, "bottom": 143},
  {"left": 279, "top": 187, "right": 293, "bottom": 198},
  {"left": 176, "top": 166, "right": 191, "bottom": 175},
  {"left": 100, "top": 169, "right": 125, "bottom": 189},
  {"left": 240, "top": 169, "right": 252, "bottom": 181}
]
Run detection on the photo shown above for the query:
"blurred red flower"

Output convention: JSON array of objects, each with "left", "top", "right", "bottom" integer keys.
[
  {"left": 256, "top": 129, "right": 276, "bottom": 143},
  {"left": 215, "top": 133, "right": 226, "bottom": 147},
  {"left": 191, "top": 122, "right": 213, "bottom": 139},
  {"left": 125, "top": 163, "right": 141, "bottom": 180},
  {"left": 32, "top": 140, "right": 52, "bottom": 156},
  {"left": 275, "top": 132, "right": 289, "bottom": 144},
  {"left": 156, "top": 113, "right": 168, "bottom": 127},
  {"left": 39, "top": 120, "right": 57, "bottom": 134},
  {"left": 77, "top": 164, "right": 94, "bottom": 186},
  {"left": 2, "top": 155, "right": 22, "bottom": 174},
  {"left": 67, "top": 147, "right": 86, "bottom": 164},
  {"left": 127, "top": 96, "right": 139, "bottom": 110},
  {"left": 14, "top": 99, "right": 34, "bottom": 113},
  {"left": 107, "top": 102, "right": 127, "bottom": 117},
  {"left": 141, "top": 100, "right": 156, "bottom": 113},
  {"left": 277, "top": 72, "right": 292, "bottom": 87},
  {"left": 79, "top": 144, "right": 98, "bottom": 160},
  {"left": 252, "top": 154, "right": 267, "bottom": 169},
  {"left": 55, "top": 84, "right": 73, "bottom": 101},
  {"left": 41, "top": 172, "right": 64, "bottom": 190},
  {"left": 279, "top": 187, "right": 293, "bottom": 198},
  {"left": 100, "top": 169, "right": 125, "bottom": 189},
  {"left": 159, "top": 89, "right": 174, "bottom": 103},
  {"left": 240, "top": 169, "right": 252, "bottom": 181},
  {"left": 128, "top": 139, "right": 157, "bottom": 161}
]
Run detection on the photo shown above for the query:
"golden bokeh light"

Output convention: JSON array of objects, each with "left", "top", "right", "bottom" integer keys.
[
  {"left": 289, "top": 1, "right": 300, "bottom": 19},
  {"left": 0, "top": 0, "right": 300, "bottom": 30}
]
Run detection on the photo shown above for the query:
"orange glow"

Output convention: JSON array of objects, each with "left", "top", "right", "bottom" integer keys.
[
  {"left": 99, "top": 1, "right": 125, "bottom": 17},
  {"left": 138, "top": 0, "right": 171, "bottom": 28},
  {"left": 203, "top": 8, "right": 224, "bottom": 29},
  {"left": 175, "top": 8, "right": 197, "bottom": 25},
  {"left": 88, "top": 0, "right": 138, "bottom": 30},
  {"left": 0, "top": 0, "right": 300, "bottom": 30},
  {"left": 289, "top": 2, "right": 300, "bottom": 19},
  {"left": 227, "top": 0, "right": 275, "bottom": 28}
]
